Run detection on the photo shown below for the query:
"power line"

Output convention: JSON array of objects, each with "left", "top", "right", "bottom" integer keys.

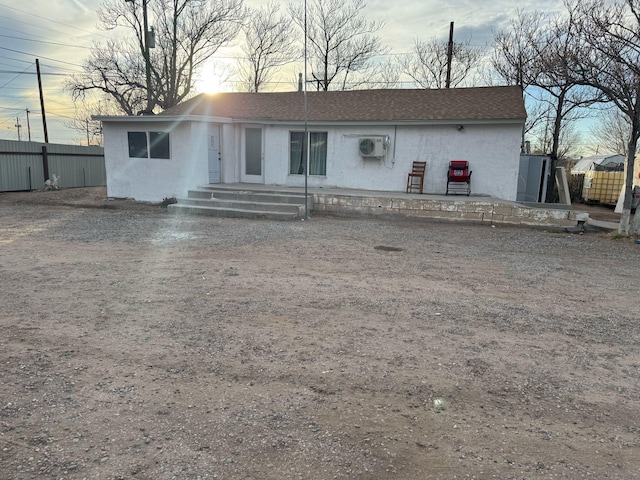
[
  {"left": 0, "top": 3, "right": 109, "bottom": 40},
  {"left": 0, "top": 34, "right": 93, "bottom": 50},
  {"left": 0, "top": 46, "right": 85, "bottom": 68},
  {"left": 0, "top": 56, "right": 36, "bottom": 66},
  {"left": 0, "top": 69, "right": 71, "bottom": 76},
  {"left": 0, "top": 63, "right": 33, "bottom": 90},
  {"left": 0, "top": 17, "right": 108, "bottom": 44},
  {"left": 0, "top": 105, "right": 30, "bottom": 112},
  {"left": 0, "top": 89, "right": 66, "bottom": 96}
]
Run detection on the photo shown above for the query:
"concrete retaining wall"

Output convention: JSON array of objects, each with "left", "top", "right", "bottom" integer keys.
[{"left": 313, "top": 193, "right": 577, "bottom": 228}]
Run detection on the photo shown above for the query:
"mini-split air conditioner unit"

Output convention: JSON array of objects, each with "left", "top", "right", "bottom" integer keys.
[{"left": 358, "top": 137, "right": 386, "bottom": 158}]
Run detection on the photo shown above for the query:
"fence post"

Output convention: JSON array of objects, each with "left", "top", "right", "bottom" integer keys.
[{"left": 42, "top": 145, "right": 49, "bottom": 181}]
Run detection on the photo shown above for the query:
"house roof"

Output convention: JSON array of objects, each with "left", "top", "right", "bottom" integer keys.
[{"left": 157, "top": 86, "right": 526, "bottom": 124}]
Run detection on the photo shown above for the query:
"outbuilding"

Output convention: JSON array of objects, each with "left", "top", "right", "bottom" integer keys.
[{"left": 571, "top": 154, "right": 625, "bottom": 174}]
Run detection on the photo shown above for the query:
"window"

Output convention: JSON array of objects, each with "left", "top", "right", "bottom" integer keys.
[
  {"left": 128, "top": 132, "right": 147, "bottom": 158},
  {"left": 149, "top": 132, "right": 170, "bottom": 159},
  {"left": 289, "top": 131, "right": 327, "bottom": 175},
  {"left": 128, "top": 131, "right": 170, "bottom": 159}
]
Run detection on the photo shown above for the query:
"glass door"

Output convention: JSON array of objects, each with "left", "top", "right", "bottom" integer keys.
[{"left": 242, "top": 126, "right": 263, "bottom": 183}]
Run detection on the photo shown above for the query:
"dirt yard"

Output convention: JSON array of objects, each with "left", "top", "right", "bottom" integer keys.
[{"left": 1, "top": 187, "right": 639, "bottom": 479}]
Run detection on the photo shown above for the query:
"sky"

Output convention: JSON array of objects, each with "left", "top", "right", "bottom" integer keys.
[{"left": 0, "top": 0, "right": 570, "bottom": 146}]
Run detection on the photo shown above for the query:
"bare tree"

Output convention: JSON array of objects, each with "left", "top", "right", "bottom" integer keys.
[
  {"left": 196, "top": 60, "right": 235, "bottom": 92},
  {"left": 533, "top": 10, "right": 605, "bottom": 199},
  {"left": 363, "top": 58, "right": 403, "bottom": 89},
  {"left": 401, "top": 37, "right": 484, "bottom": 89},
  {"left": 67, "top": 0, "right": 245, "bottom": 115},
  {"left": 523, "top": 99, "right": 549, "bottom": 139},
  {"left": 492, "top": 10, "right": 546, "bottom": 89},
  {"left": 288, "top": 0, "right": 387, "bottom": 91},
  {"left": 589, "top": 107, "right": 631, "bottom": 155},
  {"left": 529, "top": 102, "right": 583, "bottom": 160},
  {"left": 492, "top": 11, "right": 549, "bottom": 152},
  {"left": 493, "top": 8, "right": 603, "bottom": 201},
  {"left": 64, "top": 98, "right": 117, "bottom": 146},
  {"left": 570, "top": 0, "right": 640, "bottom": 234},
  {"left": 67, "top": 40, "right": 147, "bottom": 116},
  {"left": 237, "top": 1, "right": 298, "bottom": 92}
]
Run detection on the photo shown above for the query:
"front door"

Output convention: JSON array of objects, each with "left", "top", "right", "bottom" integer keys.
[
  {"left": 241, "top": 126, "right": 263, "bottom": 183},
  {"left": 208, "top": 124, "right": 221, "bottom": 184}
]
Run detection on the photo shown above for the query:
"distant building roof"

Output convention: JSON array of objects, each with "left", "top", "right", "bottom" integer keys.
[
  {"left": 572, "top": 154, "right": 625, "bottom": 174},
  {"left": 157, "top": 86, "right": 526, "bottom": 124}
]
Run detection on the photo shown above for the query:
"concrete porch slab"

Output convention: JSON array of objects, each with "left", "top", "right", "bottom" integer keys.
[{"left": 205, "top": 183, "right": 583, "bottom": 229}]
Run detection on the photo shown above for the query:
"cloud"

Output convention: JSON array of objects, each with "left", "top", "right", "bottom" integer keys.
[
  {"left": 362, "top": 0, "right": 568, "bottom": 51},
  {"left": 0, "top": 0, "right": 582, "bottom": 144},
  {"left": 70, "top": 0, "right": 91, "bottom": 15}
]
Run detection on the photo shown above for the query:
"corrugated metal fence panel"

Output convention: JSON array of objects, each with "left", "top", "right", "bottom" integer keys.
[
  {"left": 47, "top": 156, "right": 107, "bottom": 188},
  {"left": 0, "top": 140, "right": 105, "bottom": 191},
  {"left": 46, "top": 144, "right": 106, "bottom": 188},
  {"left": 0, "top": 140, "right": 45, "bottom": 191},
  {"left": 0, "top": 156, "right": 43, "bottom": 191}
]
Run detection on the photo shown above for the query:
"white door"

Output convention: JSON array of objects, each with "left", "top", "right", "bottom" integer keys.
[
  {"left": 208, "top": 124, "right": 221, "bottom": 184},
  {"left": 241, "top": 126, "right": 264, "bottom": 183}
]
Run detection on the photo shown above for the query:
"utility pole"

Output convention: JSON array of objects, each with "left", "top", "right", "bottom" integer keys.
[
  {"left": 25, "top": 108, "right": 31, "bottom": 141},
  {"left": 36, "top": 59, "right": 49, "bottom": 143},
  {"left": 445, "top": 22, "right": 454, "bottom": 89},
  {"left": 125, "top": 0, "right": 155, "bottom": 115},
  {"left": 141, "top": 0, "right": 153, "bottom": 114},
  {"left": 15, "top": 117, "right": 22, "bottom": 141},
  {"left": 303, "top": 0, "right": 310, "bottom": 220}
]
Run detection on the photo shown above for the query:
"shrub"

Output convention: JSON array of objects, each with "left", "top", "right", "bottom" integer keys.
[
  {"left": 567, "top": 174, "right": 584, "bottom": 203},
  {"left": 160, "top": 196, "right": 177, "bottom": 208}
]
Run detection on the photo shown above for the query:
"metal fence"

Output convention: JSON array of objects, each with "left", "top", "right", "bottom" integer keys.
[{"left": 0, "top": 139, "right": 105, "bottom": 192}]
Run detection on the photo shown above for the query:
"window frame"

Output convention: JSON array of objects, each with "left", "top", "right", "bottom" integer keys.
[
  {"left": 289, "top": 130, "right": 327, "bottom": 176},
  {"left": 127, "top": 131, "right": 148, "bottom": 159},
  {"left": 127, "top": 130, "right": 171, "bottom": 160}
]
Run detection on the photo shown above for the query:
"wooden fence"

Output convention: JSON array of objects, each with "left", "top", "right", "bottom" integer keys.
[{"left": 0, "top": 139, "right": 105, "bottom": 192}]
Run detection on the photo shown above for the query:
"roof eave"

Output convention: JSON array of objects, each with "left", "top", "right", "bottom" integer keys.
[
  {"left": 93, "top": 114, "right": 233, "bottom": 123},
  {"left": 229, "top": 118, "right": 526, "bottom": 126},
  {"left": 93, "top": 115, "right": 525, "bottom": 126}
]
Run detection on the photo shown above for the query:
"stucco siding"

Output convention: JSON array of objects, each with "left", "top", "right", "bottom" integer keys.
[
  {"left": 220, "top": 124, "right": 238, "bottom": 184},
  {"left": 260, "top": 123, "right": 521, "bottom": 200},
  {"left": 104, "top": 120, "right": 208, "bottom": 202},
  {"left": 103, "top": 118, "right": 522, "bottom": 202}
]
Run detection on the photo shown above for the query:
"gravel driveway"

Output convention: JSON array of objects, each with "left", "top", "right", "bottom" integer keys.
[{"left": 1, "top": 188, "right": 639, "bottom": 479}]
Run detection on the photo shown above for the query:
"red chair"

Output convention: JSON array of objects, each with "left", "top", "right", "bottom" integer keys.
[
  {"left": 406, "top": 161, "right": 427, "bottom": 194},
  {"left": 446, "top": 161, "right": 472, "bottom": 195}
]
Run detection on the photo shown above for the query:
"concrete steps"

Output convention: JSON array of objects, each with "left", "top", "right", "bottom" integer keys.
[{"left": 168, "top": 185, "right": 312, "bottom": 220}]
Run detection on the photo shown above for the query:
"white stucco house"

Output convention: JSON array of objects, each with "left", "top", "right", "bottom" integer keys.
[{"left": 95, "top": 86, "right": 526, "bottom": 202}]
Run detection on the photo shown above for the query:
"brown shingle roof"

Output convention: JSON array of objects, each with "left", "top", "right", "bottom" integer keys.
[{"left": 160, "top": 86, "right": 526, "bottom": 123}]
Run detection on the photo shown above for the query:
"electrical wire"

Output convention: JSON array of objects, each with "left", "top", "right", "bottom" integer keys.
[
  {"left": 0, "top": 63, "right": 33, "bottom": 90},
  {"left": 0, "top": 69, "right": 70, "bottom": 76},
  {"left": 0, "top": 3, "right": 111, "bottom": 40},
  {"left": 0, "top": 15, "right": 105, "bottom": 44},
  {"left": 0, "top": 46, "right": 84, "bottom": 68},
  {"left": 0, "top": 55, "right": 37, "bottom": 66},
  {"left": 0, "top": 34, "right": 93, "bottom": 50},
  {"left": 0, "top": 105, "right": 29, "bottom": 111}
]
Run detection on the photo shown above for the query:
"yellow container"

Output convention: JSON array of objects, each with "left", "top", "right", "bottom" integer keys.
[{"left": 582, "top": 171, "right": 625, "bottom": 204}]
